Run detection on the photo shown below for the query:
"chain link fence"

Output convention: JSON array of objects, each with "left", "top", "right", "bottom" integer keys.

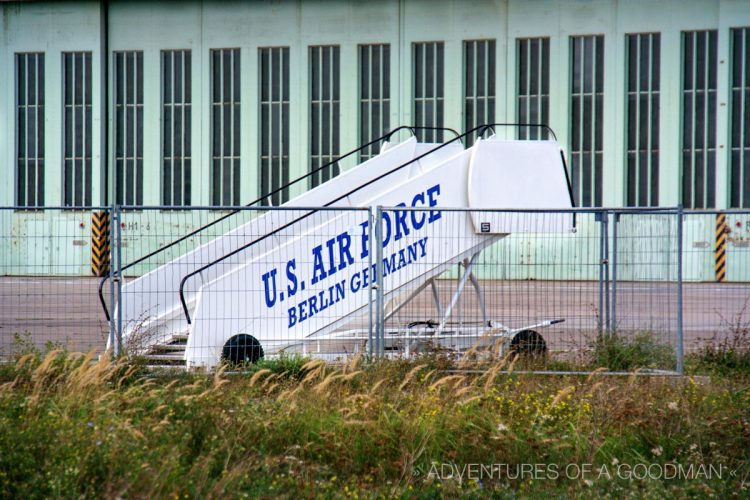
[{"left": 1, "top": 205, "right": 749, "bottom": 374}]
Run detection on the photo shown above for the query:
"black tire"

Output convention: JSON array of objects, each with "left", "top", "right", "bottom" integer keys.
[
  {"left": 510, "top": 330, "right": 547, "bottom": 356},
  {"left": 222, "top": 334, "right": 264, "bottom": 365}
]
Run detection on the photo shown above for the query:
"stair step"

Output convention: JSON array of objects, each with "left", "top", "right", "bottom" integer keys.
[
  {"left": 144, "top": 353, "right": 186, "bottom": 362},
  {"left": 143, "top": 364, "right": 187, "bottom": 371},
  {"left": 150, "top": 343, "right": 187, "bottom": 352},
  {"left": 171, "top": 333, "right": 189, "bottom": 341}
]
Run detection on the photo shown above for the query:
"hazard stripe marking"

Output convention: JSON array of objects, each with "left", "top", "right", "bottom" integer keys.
[
  {"left": 91, "top": 211, "right": 111, "bottom": 277},
  {"left": 714, "top": 213, "right": 727, "bottom": 283}
]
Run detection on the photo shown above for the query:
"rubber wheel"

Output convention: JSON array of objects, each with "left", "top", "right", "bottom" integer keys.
[
  {"left": 222, "top": 334, "right": 264, "bottom": 365},
  {"left": 510, "top": 330, "right": 547, "bottom": 356}
]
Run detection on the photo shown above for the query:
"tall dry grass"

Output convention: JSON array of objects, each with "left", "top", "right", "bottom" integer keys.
[{"left": 0, "top": 349, "right": 747, "bottom": 497}]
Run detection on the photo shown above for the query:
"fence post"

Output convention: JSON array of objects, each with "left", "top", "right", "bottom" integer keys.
[
  {"left": 114, "top": 204, "right": 123, "bottom": 357},
  {"left": 594, "top": 210, "right": 609, "bottom": 335},
  {"left": 677, "top": 205, "right": 684, "bottom": 375},
  {"left": 374, "top": 206, "right": 385, "bottom": 357},
  {"left": 604, "top": 211, "right": 611, "bottom": 333},
  {"left": 108, "top": 205, "right": 116, "bottom": 355},
  {"left": 611, "top": 211, "right": 619, "bottom": 334},
  {"left": 367, "top": 207, "right": 374, "bottom": 358}
]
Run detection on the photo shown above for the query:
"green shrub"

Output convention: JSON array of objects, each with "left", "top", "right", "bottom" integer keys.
[
  {"left": 692, "top": 314, "right": 750, "bottom": 376},
  {"left": 591, "top": 331, "right": 676, "bottom": 371}
]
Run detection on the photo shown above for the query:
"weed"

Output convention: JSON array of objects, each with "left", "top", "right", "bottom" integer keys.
[
  {"left": 693, "top": 298, "right": 750, "bottom": 376},
  {"left": 591, "top": 331, "right": 676, "bottom": 371},
  {"left": 0, "top": 348, "right": 747, "bottom": 497}
]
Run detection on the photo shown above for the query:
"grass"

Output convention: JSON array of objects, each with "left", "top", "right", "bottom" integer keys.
[
  {"left": 0, "top": 347, "right": 748, "bottom": 498},
  {"left": 590, "top": 331, "right": 677, "bottom": 372}
]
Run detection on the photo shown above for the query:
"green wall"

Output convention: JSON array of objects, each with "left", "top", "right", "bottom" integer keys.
[{"left": 1, "top": 0, "right": 750, "bottom": 279}]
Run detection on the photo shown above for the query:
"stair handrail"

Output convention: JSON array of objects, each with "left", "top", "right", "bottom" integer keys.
[
  {"left": 98, "top": 125, "right": 460, "bottom": 321},
  {"left": 177, "top": 123, "right": 560, "bottom": 324}
]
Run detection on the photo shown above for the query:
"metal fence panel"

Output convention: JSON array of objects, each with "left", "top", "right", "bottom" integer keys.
[
  {"left": 2, "top": 204, "right": 749, "bottom": 374},
  {"left": 375, "top": 207, "right": 682, "bottom": 372},
  {"left": 0, "top": 207, "right": 112, "bottom": 356},
  {"left": 682, "top": 211, "right": 750, "bottom": 351}
]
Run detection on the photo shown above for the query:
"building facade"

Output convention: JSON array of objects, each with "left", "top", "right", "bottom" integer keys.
[
  {"left": 1, "top": 0, "right": 750, "bottom": 280},
  {"left": 3, "top": 0, "right": 750, "bottom": 209}
]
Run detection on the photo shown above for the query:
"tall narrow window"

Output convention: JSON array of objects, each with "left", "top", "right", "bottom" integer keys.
[
  {"left": 359, "top": 44, "right": 390, "bottom": 161},
  {"left": 413, "top": 42, "right": 444, "bottom": 142},
  {"left": 309, "top": 45, "right": 340, "bottom": 188},
  {"left": 682, "top": 30, "right": 717, "bottom": 209},
  {"left": 260, "top": 47, "right": 290, "bottom": 205},
  {"left": 63, "top": 51, "right": 92, "bottom": 207},
  {"left": 211, "top": 48, "right": 241, "bottom": 206},
  {"left": 626, "top": 33, "right": 661, "bottom": 207},
  {"left": 114, "top": 51, "right": 143, "bottom": 206},
  {"left": 570, "top": 35, "right": 604, "bottom": 207},
  {"left": 16, "top": 53, "right": 45, "bottom": 207},
  {"left": 162, "top": 50, "right": 192, "bottom": 206},
  {"left": 465, "top": 40, "right": 496, "bottom": 144},
  {"left": 517, "top": 38, "right": 549, "bottom": 140},
  {"left": 731, "top": 27, "right": 750, "bottom": 208}
]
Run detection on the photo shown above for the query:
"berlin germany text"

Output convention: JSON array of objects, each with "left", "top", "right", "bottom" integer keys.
[{"left": 259, "top": 184, "right": 443, "bottom": 328}]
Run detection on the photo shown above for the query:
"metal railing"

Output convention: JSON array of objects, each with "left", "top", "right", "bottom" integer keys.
[
  {"left": 175, "top": 123, "right": 564, "bottom": 323},
  {"left": 97, "top": 125, "right": 462, "bottom": 321}
]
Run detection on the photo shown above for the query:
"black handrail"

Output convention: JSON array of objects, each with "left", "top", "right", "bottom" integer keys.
[
  {"left": 98, "top": 125, "right": 460, "bottom": 321},
  {"left": 177, "top": 122, "right": 562, "bottom": 323}
]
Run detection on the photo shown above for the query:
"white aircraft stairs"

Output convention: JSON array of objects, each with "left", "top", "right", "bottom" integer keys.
[{"left": 100, "top": 124, "right": 574, "bottom": 369}]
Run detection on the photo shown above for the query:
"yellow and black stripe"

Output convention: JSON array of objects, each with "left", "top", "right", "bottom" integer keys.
[
  {"left": 715, "top": 213, "right": 727, "bottom": 282},
  {"left": 91, "top": 211, "right": 111, "bottom": 277}
]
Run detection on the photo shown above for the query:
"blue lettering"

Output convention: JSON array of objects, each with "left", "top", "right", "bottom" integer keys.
[
  {"left": 411, "top": 192, "right": 426, "bottom": 230},
  {"left": 359, "top": 220, "right": 370, "bottom": 259},
  {"left": 408, "top": 243, "right": 418, "bottom": 263},
  {"left": 261, "top": 268, "right": 278, "bottom": 308},
  {"left": 308, "top": 295, "right": 318, "bottom": 316},
  {"left": 286, "top": 259, "right": 298, "bottom": 297},
  {"left": 335, "top": 280, "right": 345, "bottom": 301},
  {"left": 288, "top": 306, "right": 297, "bottom": 328},
  {"left": 350, "top": 271, "right": 362, "bottom": 293},
  {"left": 427, "top": 184, "right": 441, "bottom": 223},
  {"left": 317, "top": 289, "right": 329, "bottom": 311},
  {"left": 418, "top": 237, "right": 428, "bottom": 257},
  {"left": 381, "top": 212, "right": 392, "bottom": 247},
  {"left": 311, "top": 244, "right": 327, "bottom": 285},
  {"left": 394, "top": 203, "right": 411, "bottom": 241},
  {"left": 298, "top": 300, "right": 308, "bottom": 322},
  {"left": 336, "top": 232, "right": 354, "bottom": 271},
  {"left": 397, "top": 248, "right": 407, "bottom": 270},
  {"left": 383, "top": 253, "right": 396, "bottom": 276},
  {"left": 325, "top": 237, "right": 337, "bottom": 275}
]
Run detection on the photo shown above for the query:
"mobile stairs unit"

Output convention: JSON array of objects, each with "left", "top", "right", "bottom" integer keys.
[{"left": 101, "top": 125, "right": 574, "bottom": 369}]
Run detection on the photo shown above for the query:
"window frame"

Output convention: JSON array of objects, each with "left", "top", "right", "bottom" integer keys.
[
  {"left": 358, "top": 43, "right": 391, "bottom": 162},
  {"left": 209, "top": 47, "right": 241, "bottom": 207},
  {"left": 516, "top": 37, "right": 550, "bottom": 141},
  {"left": 62, "top": 51, "right": 93, "bottom": 209},
  {"left": 15, "top": 52, "right": 45, "bottom": 209},
  {"left": 464, "top": 39, "right": 496, "bottom": 144},
  {"left": 625, "top": 32, "right": 661, "bottom": 207},
  {"left": 309, "top": 44, "right": 341, "bottom": 189},
  {"left": 680, "top": 29, "right": 718, "bottom": 209},
  {"left": 568, "top": 34, "right": 605, "bottom": 208},
  {"left": 259, "top": 46, "right": 291, "bottom": 205},
  {"left": 412, "top": 41, "right": 445, "bottom": 143},
  {"left": 161, "top": 49, "right": 192, "bottom": 207}
]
